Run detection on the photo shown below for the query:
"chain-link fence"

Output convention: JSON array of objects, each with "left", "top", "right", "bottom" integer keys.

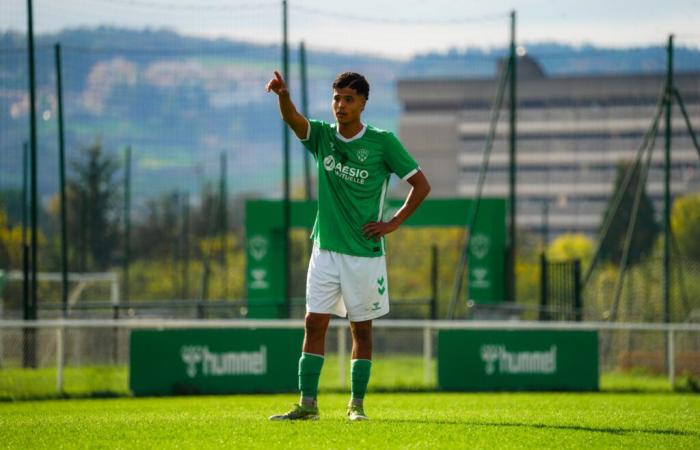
[
  {"left": 0, "top": 20, "right": 440, "bottom": 318},
  {"left": 582, "top": 257, "right": 700, "bottom": 323},
  {"left": 1, "top": 4, "right": 699, "bottom": 338}
]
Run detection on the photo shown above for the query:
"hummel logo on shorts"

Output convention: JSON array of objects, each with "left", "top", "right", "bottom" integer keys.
[{"left": 377, "top": 276, "right": 385, "bottom": 295}]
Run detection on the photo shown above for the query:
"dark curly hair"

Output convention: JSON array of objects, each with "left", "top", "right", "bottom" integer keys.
[{"left": 332, "top": 72, "right": 370, "bottom": 100}]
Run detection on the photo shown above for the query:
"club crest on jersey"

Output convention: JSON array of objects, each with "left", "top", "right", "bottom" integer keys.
[
  {"left": 323, "top": 155, "right": 336, "bottom": 171},
  {"left": 356, "top": 148, "right": 369, "bottom": 162}
]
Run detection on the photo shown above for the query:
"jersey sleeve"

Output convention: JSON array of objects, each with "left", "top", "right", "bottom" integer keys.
[
  {"left": 299, "top": 119, "right": 326, "bottom": 156},
  {"left": 383, "top": 132, "right": 419, "bottom": 180}
]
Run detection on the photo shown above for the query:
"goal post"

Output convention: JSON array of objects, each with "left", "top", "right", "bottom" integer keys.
[{"left": 2, "top": 271, "right": 120, "bottom": 314}]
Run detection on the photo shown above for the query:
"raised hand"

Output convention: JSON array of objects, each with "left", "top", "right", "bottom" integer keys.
[
  {"left": 266, "top": 69, "right": 308, "bottom": 139},
  {"left": 265, "top": 70, "right": 288, "bottom": 96}
]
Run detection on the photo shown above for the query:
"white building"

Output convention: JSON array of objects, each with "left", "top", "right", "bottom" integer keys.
[{"left": 396, "top": 56, "right": 700, "bottom": 237}]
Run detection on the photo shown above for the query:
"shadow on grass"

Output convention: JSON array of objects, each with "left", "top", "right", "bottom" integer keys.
[
  {"left": 0, "top": 390, "right": 124, "bottom": 403},
  {"left": 383, "top": 418, "right": 698, "bottom": 437},
  {"left": 2, "top": 386, "right": 694, "bottom": 402}
]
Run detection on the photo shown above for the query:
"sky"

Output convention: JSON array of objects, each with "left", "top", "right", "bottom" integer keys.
[{"left": 1, "top": 0, "right": 700, "bottom": 58}]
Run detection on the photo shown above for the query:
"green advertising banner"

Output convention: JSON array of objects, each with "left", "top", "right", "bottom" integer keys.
[
  {"left": 464, "top": 201, "right": 505, "bottom": 304},
  {"left": 245, "top": 201, "right": 317, "bottom": 319},
  {"left": 129, "top": 328, "right": 303, "bottom": 396},
  {"left": 245, "top": 199, "right": 506, "bottom": 318},
  {"left": 438, "top": 330, "right": 598, "bottom": 391}
]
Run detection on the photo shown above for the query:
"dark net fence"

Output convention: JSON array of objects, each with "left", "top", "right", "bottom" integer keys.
[
  {"left": 0, "top": 2, "right": 699, "bottom": 325},
  {"left": 2, "top": 3, "right": 700, "bottom": 402},
  {"left": 0, "top": 3, "right": 509, "bottom": 321}
]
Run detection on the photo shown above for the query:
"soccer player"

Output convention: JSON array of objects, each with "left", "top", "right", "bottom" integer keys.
[{"left": 266, "top": 71, "right": 430, "bottom": 421}]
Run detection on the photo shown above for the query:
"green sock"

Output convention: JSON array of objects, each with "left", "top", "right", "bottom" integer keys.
[
  {"left": 298, "top": 353, "right": 324, "bottom": 400},
  {"left": 351, "top": 359, "right": 372, "bottom": 401}
]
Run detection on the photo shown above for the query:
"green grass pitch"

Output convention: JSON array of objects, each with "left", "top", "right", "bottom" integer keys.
[
  {"left": 1, "top": 392, "right": 698, "bottom": 448},
  {"left": 0, "top": 357, "right": 683, "bottom": 401}
]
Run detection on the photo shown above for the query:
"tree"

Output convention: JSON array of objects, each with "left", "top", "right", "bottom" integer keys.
[
  {"left": 67, "top": 141, "right": 121, "bottom": 270},
  {"left": 190, "top": 183, "right": 219, "bottom": 239},
  {"left": 0, "top": 209, "right": 47, "bottom": 269},
  {"left": 671, "top": 192, "right": 700, "bottom": 261},
  {"left": 131, "top": 191, "right": 182, "bottom": 260},
  {"left": 547, "top": 233, "right": 594, "bottom": 265},
  {"left": 0, "top": 190, "right": 25, "bottom": 226},
  {"left": 598, "top": 161, "right": 660, "bottom": 266},
  {"left": 0, "top": 210, "right": 23, "bottom": 268}
]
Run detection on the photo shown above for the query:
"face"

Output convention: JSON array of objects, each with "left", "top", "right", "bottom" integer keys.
[{"left": 332, "top": 87, "right": 366, "bottom": 125}]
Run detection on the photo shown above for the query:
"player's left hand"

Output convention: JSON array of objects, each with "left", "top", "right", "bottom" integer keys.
[{"left": 362, "top": 220, "right": 398, "bottom": 242}]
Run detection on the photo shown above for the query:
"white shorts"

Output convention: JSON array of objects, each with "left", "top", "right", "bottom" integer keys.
[{"left": 306, "top": 245, "right": 390, "bottom": 322}]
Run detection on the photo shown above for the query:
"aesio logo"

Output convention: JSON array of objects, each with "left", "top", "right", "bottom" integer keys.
[{"left": 323, "top": 155, "right": 369, "bottom": 180}]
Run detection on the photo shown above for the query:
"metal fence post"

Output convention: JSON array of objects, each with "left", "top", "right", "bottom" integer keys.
[
  {"left": 198, "top": 259, "right": 210, "bottom": 319},
  {"left": 111, "top": 274, "right": 121, "bottom": 363},
  {"left": 0, "top": 288, "right": 3, "bottom": 368},
  {"left": 423, "top": 325, "right": 432, "bottom": 385},
  {"left": 111, "top": 274, "right": 120, "bottom": 319},
  {"left": 539, "top": 252, "right": 548, "bottom": 321},
  {"left": 56, "top": 325, "right": 64, "bottom": 394},
  {"left": 667, "top": 328, "right": 675, "bottom": 388},
  {"left": 573, "top": 260, "right": 582, "bottom": 321},
  {"left": 430, "top": 246, "right": 438, "bottom": 320}
]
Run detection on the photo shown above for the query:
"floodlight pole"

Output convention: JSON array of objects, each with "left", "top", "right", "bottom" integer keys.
[
  {"left": 300, "top": 41, "right": 311, "bottom": 201},
  {"left": 27, "top": 0, "right": 38, "bottom": 320},
  {"left": 22, "top": 142, "right": 29, "bottom": 320},
  {"left": 663, "top": 35, "right": 673, "bottom": 325},
  {"left": 282, "top": 0, "right": 291, "bottom": 316},
  {"left": 507, "top": 10, "right": 518, "bottom": 303},
  {"left": 299, "top": 41, "right": 313, "bottom": 261},
  {"left": 541, "top": 200, "right": 549, "bottom": 248},
  {"left": 25, "top": 0, "right": 38, "bottom": 368},
  {"left": 219, "top": 151, "right": 228, "bottom": 299},
  {"left": 182, "top": 191, "right": 190, "bottom": 299},
  {"left": 123, "top": 146, "right": 131, "bottom": 305},
  {"left": 55, "top": 43, "right": 69, "bottom": 318}
]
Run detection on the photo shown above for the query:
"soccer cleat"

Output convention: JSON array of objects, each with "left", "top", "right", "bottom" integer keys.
[
  {"left": 347, "top": 404, "right": 368, "bottom": 421},
  {"left": 268, "top": 403, "right": 319, "bottom": 421}
]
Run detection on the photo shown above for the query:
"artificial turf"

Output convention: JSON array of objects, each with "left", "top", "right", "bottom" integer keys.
[{"left": 0, "top": 392, "right": 698, "bottom": 448}]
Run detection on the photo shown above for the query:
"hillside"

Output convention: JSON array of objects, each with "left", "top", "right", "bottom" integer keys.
[
  {"left": 1, "top": 27, "right": 699, "bottom": 202},
  {"left": 0, "top": 28, "right": 404, "bottom": 201}
]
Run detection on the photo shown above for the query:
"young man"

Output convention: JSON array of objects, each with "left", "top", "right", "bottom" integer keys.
[{"left": 266, "top": 71, "right": 430, "bottom": 421}]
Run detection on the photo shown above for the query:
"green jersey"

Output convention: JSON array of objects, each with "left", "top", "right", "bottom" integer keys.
[{"left": 301, "top": 119, "right": 419, "bottom": 257}]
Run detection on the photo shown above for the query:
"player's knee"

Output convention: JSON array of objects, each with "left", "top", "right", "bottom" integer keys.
[
  {"left": 304, "top": 314, "right": 329, "bottom": 338},
  {"left": 351, "top": 325, "right": 372, "bottom": 345}
]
